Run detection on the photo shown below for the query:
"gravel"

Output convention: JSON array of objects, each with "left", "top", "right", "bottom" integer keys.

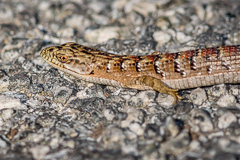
[{"left": 1, "top": 0, "right": 240, "bottom": 159}]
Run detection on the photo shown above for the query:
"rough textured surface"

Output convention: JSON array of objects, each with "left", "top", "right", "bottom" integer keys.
[{"left": 0, "top": 0, "right": 240, "bottom": 159}]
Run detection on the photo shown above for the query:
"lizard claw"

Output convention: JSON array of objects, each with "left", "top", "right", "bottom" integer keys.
[
  {"left": 167, "top": 90, "right": 184, "bottom": 104},
  {"left": 133, "top": 76, "right": 184, "bottom": 104}
]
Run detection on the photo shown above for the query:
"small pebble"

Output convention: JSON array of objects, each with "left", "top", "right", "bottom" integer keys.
[
  {"left": 190, "top": 88, "right": 207, "bottom": 105},
  {"left": 164, "top": 117, "right": 180, "bottom": 137},
  {"left": 30, "top": 145, "right": 50, "bottom": 160},
  {"left": 121, "top": 108, "right": 145, "bottom": 127},
  {"left": 218, "top": 112, "right": 237, "bottom": 129},
  {"left": 0, "top": 109, "right": 14, "bottom": 121},
  {"left": 0, "top": 95, "right": 21, "bottom": 109},
  {"left": 128, "top": 90, "right": 155, "bottom": 107},
  {"left": 66, "top": 15, "right": 91, "bottom": 30},
  {"left": 156, "top": 17, "right": 170, "bottom": 30},
  {"left": 0, "top": 138, "right": 7, "bottom": 148},
  {"left": 208, "top": 84, "right": 227, "bottom": 98},
  {"left": 1, "top": 51, "right": 20, "bottom": 62},
  {"left": 88, "top": 1, "right": 106, "bottom": 13},
  {"left": 54, "top": 86, "right": 73, "bottom": 104},
  {"left": 102, "top": 126, "right": 125, "bottom": 144},
  {"left": 57, "top": 27, "right": 75, "bottom": 38},
  {"left": 153, "top": 31, "right": 171, "bottom": 46},
  {"left": 130, "top": 1, "right": 157, "bottom": 17},
  {"left": 103, "top": 108, "right": 115, "bottom": 121},
  {"left": 84, "top": 27, "right": 120, "bottom": 43},
  {"left": 189, "top": 140, "right": 201, "bottom": 151},
  {"left": 0, "top": 77, "right": 9, "bottom": 93},
  {"left": 129, "top": 122, "right": 144, "bottom": 136},
  {"left": 176, "top": 32, "right": 192, "bottom": 43},
  {"left": 189, "top": 109, "right": 214, "bottom": 132},
  {"left": 50, "top": 138, "right": 60, "bottom": 149},
  {"left": 156, "top": 93, "right": 176, "bottom": 107},
  {"left": 217, "top": 94, "right": 236, "bottom": 107}
]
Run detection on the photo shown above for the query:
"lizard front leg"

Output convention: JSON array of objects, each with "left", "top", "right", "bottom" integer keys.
[{"left": 130, "top": 76, "right": 183, "bottom": 104}]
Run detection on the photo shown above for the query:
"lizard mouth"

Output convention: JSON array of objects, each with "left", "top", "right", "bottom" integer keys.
[
  {"left": 40, "top": 48, "right": 47, "bottom": 60},
  {"left": 40, "top": 48, "right": 62, "bottom": 68},
  {"left": 40, "top": 48, "right": 54, "bottom": 62}
]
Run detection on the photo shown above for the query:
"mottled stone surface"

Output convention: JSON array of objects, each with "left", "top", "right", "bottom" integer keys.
[{"left": 1, "top": 0, "right": 240, "bottom": 159}]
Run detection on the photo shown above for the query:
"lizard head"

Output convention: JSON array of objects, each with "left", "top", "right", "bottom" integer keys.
[{"left": 40, "top": 42, "right": 95, "bottom": 75}]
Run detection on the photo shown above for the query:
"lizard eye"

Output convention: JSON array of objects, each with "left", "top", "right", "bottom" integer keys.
[{"left": 58, "top": 55, "right": 68, "bottom": 63}]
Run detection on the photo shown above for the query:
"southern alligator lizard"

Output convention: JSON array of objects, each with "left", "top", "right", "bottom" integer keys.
[{"left": 40, "top": 42, "right": 240, "bottom": 103}]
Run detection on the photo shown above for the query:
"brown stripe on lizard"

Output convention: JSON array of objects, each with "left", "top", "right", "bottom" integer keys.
[{"left": 40, "top": 42, "right": 240, "bottom": 104}]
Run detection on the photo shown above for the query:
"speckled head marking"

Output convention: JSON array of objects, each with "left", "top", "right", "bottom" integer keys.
[{"left": 40, "top": 42, "right": 97, "bottom": 75}]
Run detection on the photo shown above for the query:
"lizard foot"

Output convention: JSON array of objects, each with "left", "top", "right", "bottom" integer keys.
[{"left": 133, "top": 76, "right": 183, "bottom": 104}]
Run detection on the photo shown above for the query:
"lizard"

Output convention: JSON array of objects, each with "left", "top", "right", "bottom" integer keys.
[{"left": 40, "top": 42, "right": 240, "bottom": 104}]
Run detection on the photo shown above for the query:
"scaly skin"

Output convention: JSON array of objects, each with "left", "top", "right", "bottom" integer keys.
[{"left": 40, "top": 42, "right": 240, "bottom": 104}]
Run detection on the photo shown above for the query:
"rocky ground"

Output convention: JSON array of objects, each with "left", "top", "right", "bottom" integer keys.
[{"left": 0, "top": 0, "right": 240, "bottom": 159}]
